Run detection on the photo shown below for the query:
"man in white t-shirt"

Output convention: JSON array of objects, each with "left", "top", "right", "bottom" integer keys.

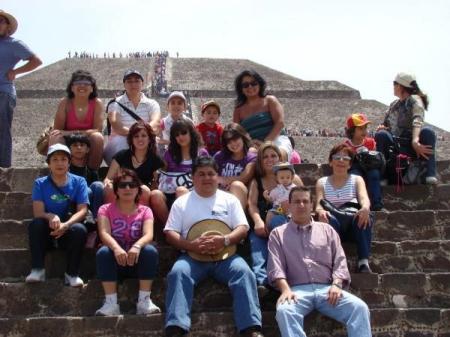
[{"left": 164, "top": 157, "right": 264, "bottom": 337}]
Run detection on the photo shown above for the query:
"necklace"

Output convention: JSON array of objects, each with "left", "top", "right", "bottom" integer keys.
[{"left": 132, "top": 154, "right": 145, "bottom": 165}]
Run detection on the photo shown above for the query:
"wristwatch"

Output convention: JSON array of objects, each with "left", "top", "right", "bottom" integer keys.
[{"left": 223, "top": 235, "right": 231, "bottom": 247}]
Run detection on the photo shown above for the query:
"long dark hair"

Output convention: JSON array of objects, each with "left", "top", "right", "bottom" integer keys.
[
  {"left": 234, "top": 70, "right": 267, "bottom": 108},
  {"left": 112, "top": 168, "right": 142, "bottom": 204},
  {"left": 404, "top": 81, "right": 429, "bottom": 110},
  {"left": 127, "top": 121, "right": 157, "bottom": 156},
  {"left": 221, "top": 122, "right": 251, "bottom": 158},
  {"left": 66, "top": 70, "right": 98, "bottom": 99},
  {"left": 168, "top": 119, "right": 203, "bottom": 165}
]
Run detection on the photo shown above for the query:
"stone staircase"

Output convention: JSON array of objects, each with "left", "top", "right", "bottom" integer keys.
[{"left": 1, "top": 164, "right": 450, "bottom": 336}]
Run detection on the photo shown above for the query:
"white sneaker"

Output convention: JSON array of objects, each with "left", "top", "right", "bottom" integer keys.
[
  {"left": 25, "top": 269, "right": 45, "bottom": 283},
  {"left": 95, "top": 301, "right": 121, "bottom": 316},
  {"left": 64, "top": 273, "right": 84, "bottom": 287},
  {"left": 425, "top": 176, "right": 438, "bottom": 185},
  {"left": 136, "top": 297, "right": 161, "bottom": 315},
  {"left": 380, "top": 179, "right": 388, "bottom": 187}
]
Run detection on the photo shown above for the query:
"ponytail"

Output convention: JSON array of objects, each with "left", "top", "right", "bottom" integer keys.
[{"left": 406, "top": 81, "right": 429, "bottom": 110}]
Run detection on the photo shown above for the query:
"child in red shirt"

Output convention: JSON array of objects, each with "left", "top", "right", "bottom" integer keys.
[
  {"left": 344, "top": 113, "right": 383, "bottom": 211},
  {"left": 196, "top": 100, "right": 223, "bottom": 156}
]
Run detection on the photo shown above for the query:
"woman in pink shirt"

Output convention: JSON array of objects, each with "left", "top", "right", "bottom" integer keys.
[
  {"left": 95, "top": 169, "right": 160, "bottom": 316},
  {"left": 49, "top": 70, "right": 104, "bottom": 169}
]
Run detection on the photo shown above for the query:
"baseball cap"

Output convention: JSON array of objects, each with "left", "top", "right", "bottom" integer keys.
[
  {"left": 273, "top": 162, "right": 295, "bottom": 175},
  {"left": 394, "top": 72, "right": 415, "bottom": 88},
  {"left": 346, "top": 113, "right": 371, "bottom": 128},
  {"left": 201, "top": 100, "right": 221, "bottom": 114},
  {"left": 123, "top": 69, "right": 144, "bottom": 82},
  {"left": 167, "top": 91, "right": 186, "bottom": 103},
  {"left": 47, "top": 144, "right": 71, "bottom": 158}
]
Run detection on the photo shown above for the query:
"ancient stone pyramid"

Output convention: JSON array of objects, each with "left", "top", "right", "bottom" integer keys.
[{"left": 1, "top": 57, "right": 449, "bottom": 336}]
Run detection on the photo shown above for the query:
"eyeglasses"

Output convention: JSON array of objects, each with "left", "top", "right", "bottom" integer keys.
[
  {"left": 117, "top": 181, "right": 139, "bottom": 189},
  {"left": 175, "top": 130, "right": 188, "bottom": 137},
  {"left": 332, "top": 154, "right": 351, "bottom": 161},
  {"left": 241, "top": 81, "right": 259, "bottom": 89},
  {"left": 72, "top": 80, "right": 92, "bottom": 86}
]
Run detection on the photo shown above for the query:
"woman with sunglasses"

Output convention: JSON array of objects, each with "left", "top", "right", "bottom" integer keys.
[
  {"left": 96, "top": 169, "right": 160, "bottom": 316},
  {"left": 315, "top": 144, "right": 373, "bottom": 273},
  {"left": 375, "top": 72, "right": 437, "bottom": 184},
  {"left": 104, "top": 121, "right": 168, "bottom": 224},
  {"left": 160, "top": 119, "right": 208, "bottom": 204},
  {"left": 49, "top": 70, "right": 104, "bottom": 170},
  {"left": 213, "top": 123, "right": 256, "bottom": 208},
  {"left": 233, "top": 70, "right": 292, "bottom": 160}
]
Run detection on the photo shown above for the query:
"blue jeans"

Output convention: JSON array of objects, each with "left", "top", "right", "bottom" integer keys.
[
  {"left": 88, "top": 181, "right": 104, "bottom": 218},
  {"left": 328, "top": 214, "right": 372, "bottom": 260},
  {"left": 249, "top": 214, "right": 287, "bottom": 286},
  {"left": 276, "top": 284, "right": 372, "bottom": 337},
  {"left": 165, "top": 253, "right": 262, "bottom": 332},
  {"left": 28, "top": 218, "right": 87, "bottom": 276},
  {"left": 350, "top": 164, "right": 383, "bottom": 209},
  {"left": 96, "top": 244, "right": 158, "bottom": 281},
  {"left": 0, "top": 92, "right": 16, "bottom": 168},
  {"left": 375, "top": 128, "right": 436, "bottom": 178}
]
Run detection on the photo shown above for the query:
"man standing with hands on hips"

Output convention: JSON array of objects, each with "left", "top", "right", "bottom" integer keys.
[
  {"left": 267, "top": 186, "right": 372, "bottom": 337},
  {"left": 0, "top": 9, "right": 42, "bottom": 167}
]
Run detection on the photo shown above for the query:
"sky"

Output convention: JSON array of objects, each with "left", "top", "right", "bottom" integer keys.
[{"left": 5, "top": 0, "right": 450, "bottom": 131}]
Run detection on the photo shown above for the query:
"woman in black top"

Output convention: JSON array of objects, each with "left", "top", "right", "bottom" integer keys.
[{"left": 104, "top": 121, "right": 169, "bottom": 224}]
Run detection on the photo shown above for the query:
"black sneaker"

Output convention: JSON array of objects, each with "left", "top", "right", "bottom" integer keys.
[
  {"left": 165, "top": 326, "right": 187, "bottom": 337},
  {"left": 358, "top": 264, "right": 372, "bottom": 273}
]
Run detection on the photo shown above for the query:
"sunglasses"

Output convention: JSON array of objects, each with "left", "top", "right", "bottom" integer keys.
[
  {"left": 0, "top": 18, "right": 9, "bottom": 25},
  {"left": 175, "top": 130, "right": 189, "bottom": 137},
  {"left": 117, "top": 181, "right": 139, "bottom": 189},
  {"left": 332, "top": 154, "right": 352, "bottom": 161},
  {"left": 72, "top": 80, "right": 92, "bottom": 86},
  {"left": 241, "top": 81, "right": 259, "bottom": 89}
]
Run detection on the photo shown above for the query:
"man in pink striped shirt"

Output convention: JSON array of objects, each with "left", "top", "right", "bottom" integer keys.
[{"left": 267, "top": 186, "right": 372, "bottom": 337}]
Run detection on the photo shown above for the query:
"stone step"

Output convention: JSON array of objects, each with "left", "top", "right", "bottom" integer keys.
[
  {"left": 2, "top": 161, "right": 450, "bottom": 192},
  {"left": 0, "top": 309, "right": 449, "bottom": 337},
  {"left": 1, "top": 239, "right": 449, "bottom": 281},
  {"left": 2, "top": 210, "right": 450, "bottom": 249},
  {"left": 1, "top": 184, "right": 450, "bottom": 222},
  {"left": 0, "top": 273, "right": 449, "bottom": 319}
]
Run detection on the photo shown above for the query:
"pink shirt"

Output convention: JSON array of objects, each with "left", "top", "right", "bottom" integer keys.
[
  {"left": 267, "top": 220, "right": 350, "bottom": 287},
  {"left": 289, "top": 150, "right": 302, "bottom": 164},
  {"left": 98, "top": 202, "right": 153, "bottom": 250},
  {"left": 65, "top": 100, "right": 96, "bottom": 130}
]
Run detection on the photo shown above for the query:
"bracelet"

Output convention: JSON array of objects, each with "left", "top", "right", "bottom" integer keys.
[
  {"left": 332, "top": 283, "right": 342, "bottom": 289},
  {"left": 132, "top": 244, "right": 141, "bottom": 250}
]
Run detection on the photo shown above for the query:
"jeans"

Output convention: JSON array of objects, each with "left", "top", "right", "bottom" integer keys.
[
  {"left": 0, "top": 92, "right": 16, "bottom": 168},
  {"left": 88, "top": 181, "right": 104, "bottom": 218},
  {"left": 375, "top": 128, "right": 436, "bottom": 179},
  {"left": 249, "top": 214, "right": 287, "bottom": 286},
  {"left": 28, "top": 218, "right": 87, "bottom": 276},
  {"left": 350, "top": 164, "right": 383, "bottom": 209},
  {"left": 96, "top": 244, "right": 158, "bottom": 281},
  {"left": 165, "top": 253, "right": 262, "bottom": 332},
  {"left": 328, "top": 214, "right": 372, "bottom": 260},
  {"left": 276, "top": 284, "right": 372, "bottom": 337}
]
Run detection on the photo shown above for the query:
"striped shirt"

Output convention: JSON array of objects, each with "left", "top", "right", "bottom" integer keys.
[{"left": 319, "top": 175, "right": 357, "bottom": 208}]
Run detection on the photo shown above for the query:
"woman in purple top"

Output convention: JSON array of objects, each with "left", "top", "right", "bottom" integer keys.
[
  {"left": 213, "top": 123, "right": 256, "bottom": 208},
  {"left": 162, "top": 119, "right": 208, "bottom": 200},
  {"left": 96, "top": 169, "right": 160, "bottom": 316}
]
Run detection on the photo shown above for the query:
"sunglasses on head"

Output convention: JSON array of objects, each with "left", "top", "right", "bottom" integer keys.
[
  {"left": 117, "top": 181, "right": 139, "bottom": 189},
  {"left": 241, "top": 81, "right": 258, "bottom": 89},
  {"left": 175, "top": 130, "right": 188, "bottom": 136},
  {"left": 332, "top": 154, "right": 351, "bottom": 161},
  {"left": 0, "top": 17, "right": 9, "bottom": 24}
]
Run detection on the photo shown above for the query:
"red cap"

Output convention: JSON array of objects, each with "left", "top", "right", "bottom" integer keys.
[{"left": 346, "top": 113, "right": 371, "bottom": 128}]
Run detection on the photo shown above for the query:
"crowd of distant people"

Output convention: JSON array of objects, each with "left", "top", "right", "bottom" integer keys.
[
  {"left": 67, "top": 50, "right": 171, "bottom": 59},
  {"left": 152, "top": 53, "right": 168, "bottom": 96},
  {"left": 0, "top": 8, "right": 441, "bottom": 337}
]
